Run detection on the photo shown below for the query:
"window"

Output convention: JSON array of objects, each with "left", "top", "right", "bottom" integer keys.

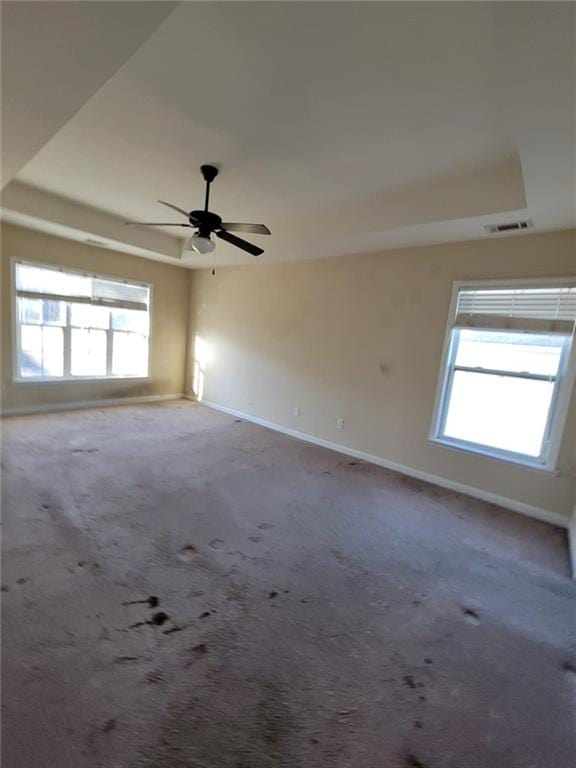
[
  {"left": 14, "top": 262, "right": 150, "bottom": 381},
  {"left": 431, "top": 281, "right": 576, "bottom": 470}
]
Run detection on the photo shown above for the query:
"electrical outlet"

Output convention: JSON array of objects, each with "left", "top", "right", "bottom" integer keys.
[
  {"left": 292, "top": 406, "right": 300, "bottom": 417},
  {"left": 336, "top": 418, "right": 344, "bottom": 430}
]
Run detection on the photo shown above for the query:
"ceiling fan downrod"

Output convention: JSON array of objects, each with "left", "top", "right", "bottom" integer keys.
[{"left": 201, "top": 164, "right": 219, "bottom": 213}]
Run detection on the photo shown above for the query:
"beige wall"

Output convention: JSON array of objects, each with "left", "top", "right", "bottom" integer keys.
[
  {"left": 1, "top": 223, "right": 190, "bottom": 410},
  {"left": 189, "top": 230, "right": 576, "bottom": 521}
]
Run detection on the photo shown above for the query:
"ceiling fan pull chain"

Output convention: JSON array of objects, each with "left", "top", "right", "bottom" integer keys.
[{"left": 212, "top": 248, "right": 216, "bottom": 276}]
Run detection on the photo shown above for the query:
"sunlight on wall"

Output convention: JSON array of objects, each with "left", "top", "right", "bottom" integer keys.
[{"left": 192, "top": 334, "right": 212, "bottom": 402}]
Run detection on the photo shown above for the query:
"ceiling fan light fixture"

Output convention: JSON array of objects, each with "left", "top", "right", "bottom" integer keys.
[{"left": 187, "top": 232, "right": 215, "bottom": 254}]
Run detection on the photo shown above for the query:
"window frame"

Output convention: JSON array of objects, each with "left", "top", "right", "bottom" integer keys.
[
  {"left": 429, "top": 278, "right": 576, "bottom": 473},
  {"left": 11, "top": 258, "right": 153, "bottom": 384}
]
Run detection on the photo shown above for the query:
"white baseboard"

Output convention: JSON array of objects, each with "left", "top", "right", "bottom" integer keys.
[
  {"left": 568, "top": 510, "right": 576, "bottom": 579},
  {"left": 199, "top": 397, "right": 569, "bottom": 531},
  {"left": 1, "top": 393, "right": 184, "bottom": 417}
]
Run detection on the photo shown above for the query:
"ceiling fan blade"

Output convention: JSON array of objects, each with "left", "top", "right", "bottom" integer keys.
[
  {"left": 220, "top": 222, "right": 271, "bottom": 235},
  {"left": 124, "top": 221, "right": 191, "bottom": 227},
  {"left": 216, "top": 229, "right": 263, "bottom": 256},
  {"left": 158, "top": 200, "right": 189, "bottom": 217}
]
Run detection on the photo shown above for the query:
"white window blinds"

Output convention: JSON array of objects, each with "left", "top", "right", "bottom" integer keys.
[
  {"left": 92, "top": 278, "right": 149, "bottom": 308},
  {"left": 15, "top": 263, "right": 149, "bottom": 311},
  {"left": 455, "top": 284, "right": 576, "bottom": 334}
]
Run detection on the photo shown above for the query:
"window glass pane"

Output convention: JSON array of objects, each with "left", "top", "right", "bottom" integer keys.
[
  {"left": 443, "top": 370, "right": 554, "bottom": 457},
  {"left": 111, "top": 308, "right": 149, "bottom": 334},
  {"left": 70, "top": 303, "right": 110, "bottom": 329},
  {"left": 18, "top": 298, "right": 66, "bottom": 326},
  {"left": 71, "top": 329, "right": 107, "bottom": 376},
  {"left": 42, "top": 300, "right": 66, "bottom": 326},
  {"left": 42, "top": 327, "right": 64, "bottom": 376},
  {"left": 455, "top": 330, "right": 563, "bottom": 376},
  {"left": 112, "top": 332, "right": 148, "bottom": 377},
  {"left": 19, "top": 325, "right": 63, "bottom": 377},
  {"left": 18, "top": 297, "right": 42, "bottom": 325},
  {"left": 16, "top": 264, "right": 91, "bottom": 298},
  {"left": 20, "top": 325, "right": 42, "bottom": 377}
]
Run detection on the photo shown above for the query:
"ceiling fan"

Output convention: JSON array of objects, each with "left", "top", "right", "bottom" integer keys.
[{"left": 124, "top": 165, "right": 271, "bottom": 257}]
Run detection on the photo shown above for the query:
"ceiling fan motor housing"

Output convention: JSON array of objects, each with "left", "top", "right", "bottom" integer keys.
[{"left": 190, "top": 210, "right": 222, "bottom": 236}]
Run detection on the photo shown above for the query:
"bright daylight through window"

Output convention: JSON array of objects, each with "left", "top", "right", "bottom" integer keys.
[
  {"left": 432, "top": 282, "right": 576, "bottom": 469},
  {"left": 14, "top": 262, "right": 150, "bottom": 380}
]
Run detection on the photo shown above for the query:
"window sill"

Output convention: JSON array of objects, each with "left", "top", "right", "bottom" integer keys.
[
  {"left": 428, "top": 436, "right": 559, "bottom": 475},
  {"left": 13, "top": 376, "right": 150, "bottom": 384}
]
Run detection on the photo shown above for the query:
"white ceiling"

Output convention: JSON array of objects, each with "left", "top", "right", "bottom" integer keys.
[
  {"left": 1, "top": 1, "right": 178, "bottom": 186},
  {"left": 2, "top": 1, "right": 575, "bottom": 268}
]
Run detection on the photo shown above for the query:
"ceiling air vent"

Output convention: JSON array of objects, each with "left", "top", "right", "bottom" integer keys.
[{"left": 484, "top": 219, "right": 533, "bottom": 234}]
